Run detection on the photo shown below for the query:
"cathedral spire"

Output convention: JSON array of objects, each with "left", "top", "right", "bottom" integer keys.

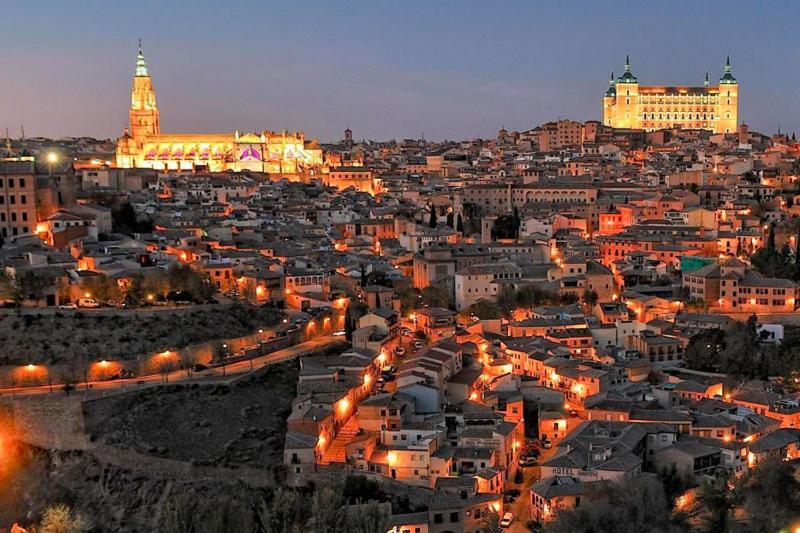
[
  {"left": 624, "top": 54, "right": 631, "bottom": 73},
  {"left": 135, "top": 39, "right": 149, "bottom": 77},
  {"left": 704, "top": 72, "right": 709, "bottom": 87}
]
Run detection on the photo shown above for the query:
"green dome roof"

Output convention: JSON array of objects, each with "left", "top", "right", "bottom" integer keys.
[
  {"left": 719, "top": 56, "right": 737, "bottom": 84},
  {"left": 605, "top": 71, "right": 616, "bottom": 96},
  {"left": 617, "top": 55, "right": 638, "bottom": 84}
]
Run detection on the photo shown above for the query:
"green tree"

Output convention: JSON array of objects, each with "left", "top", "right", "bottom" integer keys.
[
  {"left": 259, "top": 488, "right": 309, "bottom": 533},
  {"left": 738, "top": 458, "right": 800, "bottom": 533},
  {"left": 197, "top": 497, "right": 253, "bottom": 533},
  {"left": 13, "top": 270, "right": 49, "bottom": 305},
  {"left": 693, "top": 472, "right": 734, "bottom": 533},
  {"left": 543, "top": 475, "right": 678, "bottom": 533},
  {"left": 311, "top": 487, "right": 346, "bottom": 533},
  {"left": 719, "top": 315, "right": 763, "bottom": 379},
  {"left": 429, "top": 204, "right": 437, "bottom": 228},
  {"left": 684, "top": 328, "right": 726, "bottom": 372},
  {"left": 345, "top": 501, "right": 391, "bottom": 533},
  {"left": 462, "top": 299, "right": 501, "bottom": 320},
  {"left": 581, "top": 289, "right": 599, "bottom": 308},
  {"left": 456, "top": 213, "right": 465, "bottom": 233},
  {"left": 420, "top": 285, "right": 452, "bottom": 308},
  {"left": 496, "top": 285, "right": 517, "bottom": 317}
]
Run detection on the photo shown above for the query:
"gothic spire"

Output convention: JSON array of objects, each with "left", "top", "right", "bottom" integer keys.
[{"left": 135, "top": 39, "right": 149, "bottom": 77}]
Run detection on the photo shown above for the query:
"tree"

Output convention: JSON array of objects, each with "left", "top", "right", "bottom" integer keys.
[
  {"left": 738, "top": 458, "right": 800, "bottom": 533},
  {"left": 359, "top": 264, "right": 367, "bottom": 288},
  {"left": 259, "top": 488, "right": 309, "bottom": 533},
  {"left": 213, "top": 341, "right": 230, "bottom": 376},
  {"left": 543, "top": 475, "right": 678, "bottom": 533},
  {"left": 396, "top": 287, "right": 420, "bottom": 315},
  {"left": 420, "top": 285, "right": 452, "bottom": 308},
  {"left": 446, "top": 211, "right": 454, "bottom": 228},
  {"left": 479, "top": 508, "right": 503, "bottom": 533},
  {"left": 197, "top": 497, "right": 253, "bottom": 533},
  {"left": 456, "top": 213, "right": 465, "bottom": 233},
  {"left": 429, "top": 204, "right": 437, "bottom": 228},
  {"left": 491, "top": 214, "right": 517, "bottom": 240},
  {"left": 719, "top": 315, "right": 763, "bottom": 379},
  {"left": 684, "top": 328, "right": 726, "bottom": 372},
  {"left": 693, "top": 473, "right": 734, "bottom": 533},
  {"left": 310, "top": 487, "right": 346, "bottom": 533},
  {"left": 38, "top": 504, "right": 93, "bottom": 533},
  {"left": 365, "top": 270, "right": 391, "bottom": 288},
  {"left": 462, "top": 299, "right": 501, "bottom": 320},
  {"left": 496, "top": 285, "right": 517, "bottom": 317},
  {"left": 581, "top": 289, "right": 599, "bottom": 309},
  {"left": 512, "top": 206, "right": 521, "bottom": 238},
  {"left": 344, "top": 501, "right": 391, "bottom": 533},
  {"left": 112, "top": 202, "right": 153, "bottom": 235},
  {"left": 12, "top": 270, "right": 49, "bottom": 306}
]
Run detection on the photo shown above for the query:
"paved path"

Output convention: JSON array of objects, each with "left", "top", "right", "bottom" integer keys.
[{"left": 0, "top": 335, "right": 344, "bottom": 399}]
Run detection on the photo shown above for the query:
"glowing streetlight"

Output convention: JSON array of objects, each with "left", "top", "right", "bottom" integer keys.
[{"left": 46, "top": 152, "right": 58, "bottom": 164}]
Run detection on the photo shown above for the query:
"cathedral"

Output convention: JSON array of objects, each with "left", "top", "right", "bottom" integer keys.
[
  {"left": 115, "top": 44, "right": 324, "bottom": 174},
  {"left": 603, "top": 56, "right": 738, "bottom": 134}
]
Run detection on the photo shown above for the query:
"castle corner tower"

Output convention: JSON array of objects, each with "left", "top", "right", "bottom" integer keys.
[{"left": 129, "top": 40, "right": 160, "bottom": 147}]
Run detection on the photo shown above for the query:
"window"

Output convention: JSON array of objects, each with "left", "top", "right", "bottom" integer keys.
[
  {"left": 449, "top": 512, "right": 459, "bottom": 523},
  {"left": 433, "top": 513, "right": 443, "bottom": 524}
]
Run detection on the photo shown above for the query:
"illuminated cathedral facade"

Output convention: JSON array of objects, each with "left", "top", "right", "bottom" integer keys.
[
  {"left": 116, "top": 44, "right": 324, "bottom": 174},
  {"left": 603, "top": 56, "right": 739, "bottom": 134}
]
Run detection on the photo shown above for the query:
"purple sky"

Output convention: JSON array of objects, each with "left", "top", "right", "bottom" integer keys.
[{"left": 2, "top": 1, "right": 799, "bottom": 142}]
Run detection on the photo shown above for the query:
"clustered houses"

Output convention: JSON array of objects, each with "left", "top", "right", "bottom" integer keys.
[{"left": 5, "top": 98, "right": 800, "bottom": 532}]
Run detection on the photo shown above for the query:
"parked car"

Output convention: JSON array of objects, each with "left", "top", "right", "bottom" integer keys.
[
  {"left": 78, "top": 298, "right": 100, "bottom": 308},
  {"left": 193, "top": 363, "right": 208, "bottom": 372},
  {"left": 401, "top": 327, "right": 413, "bottom": 336},
  {"left": 58, "top": 303, "right": 78, "bottom": 310},
  {"left": 568, "top": 409, "right": 579, "bottom": 417},
  {"left": 412, "top": 340, "right": 424, "bottom": 349},
  {"left": 500, "top": 512, "right": 514, "bottom": 528},
  {"left": 395, "top": 346, "right": 406, "bottom": 356},
  {"left": 542, "top": 439, "right": 553, "bottom": 449},
  {"left": 518, "top": 456, "right": 538, "bottom": 467}
]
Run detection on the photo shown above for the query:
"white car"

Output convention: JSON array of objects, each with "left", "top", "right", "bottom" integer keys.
[
  {"left": 58, "top": 303, "right": 78, "bottom": 310},
  {"left": 500, "top": 512, "right": 513, "bottom": 528}
]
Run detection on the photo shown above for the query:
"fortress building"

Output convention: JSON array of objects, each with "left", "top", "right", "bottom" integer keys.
[
  {"left": 116, "top": 43, "right": 323, "bottom": 174},
  {"left": 603, "top": 56, "right": 738, "bottom": 134}
]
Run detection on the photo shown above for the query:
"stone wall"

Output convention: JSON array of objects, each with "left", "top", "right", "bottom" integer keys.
[{"left": 0, "top": 395, "right": 90, "bottom": 450}]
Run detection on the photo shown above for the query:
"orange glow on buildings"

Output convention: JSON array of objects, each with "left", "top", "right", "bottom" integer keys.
[{"left": 116, "top": 44, "right": 324, "bottom": 175}]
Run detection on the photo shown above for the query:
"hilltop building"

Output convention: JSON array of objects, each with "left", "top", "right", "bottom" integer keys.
[
  {"left": 115, "top": 43, "right": 324, "bottom": 174},
  {"left": 603, "top": 56, "right": 738, "bottom": 134}
]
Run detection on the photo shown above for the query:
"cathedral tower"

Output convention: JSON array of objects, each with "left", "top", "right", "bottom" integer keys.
[{"left": 129, "top": 40, "right": 159, "bottom": 147}]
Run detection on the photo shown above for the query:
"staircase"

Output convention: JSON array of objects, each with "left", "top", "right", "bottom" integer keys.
[{"left": 320, "top": 416, "right": 359, "bottom": 464}]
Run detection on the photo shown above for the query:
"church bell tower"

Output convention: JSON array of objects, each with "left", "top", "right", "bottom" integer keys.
[{"left": 129, "top": 40, "right": 160, "bottom": 147}]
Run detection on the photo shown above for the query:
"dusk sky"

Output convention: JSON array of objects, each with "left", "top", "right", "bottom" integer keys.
[{"left": 3, "top": 1, "right": 800, "bottom": 142}]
